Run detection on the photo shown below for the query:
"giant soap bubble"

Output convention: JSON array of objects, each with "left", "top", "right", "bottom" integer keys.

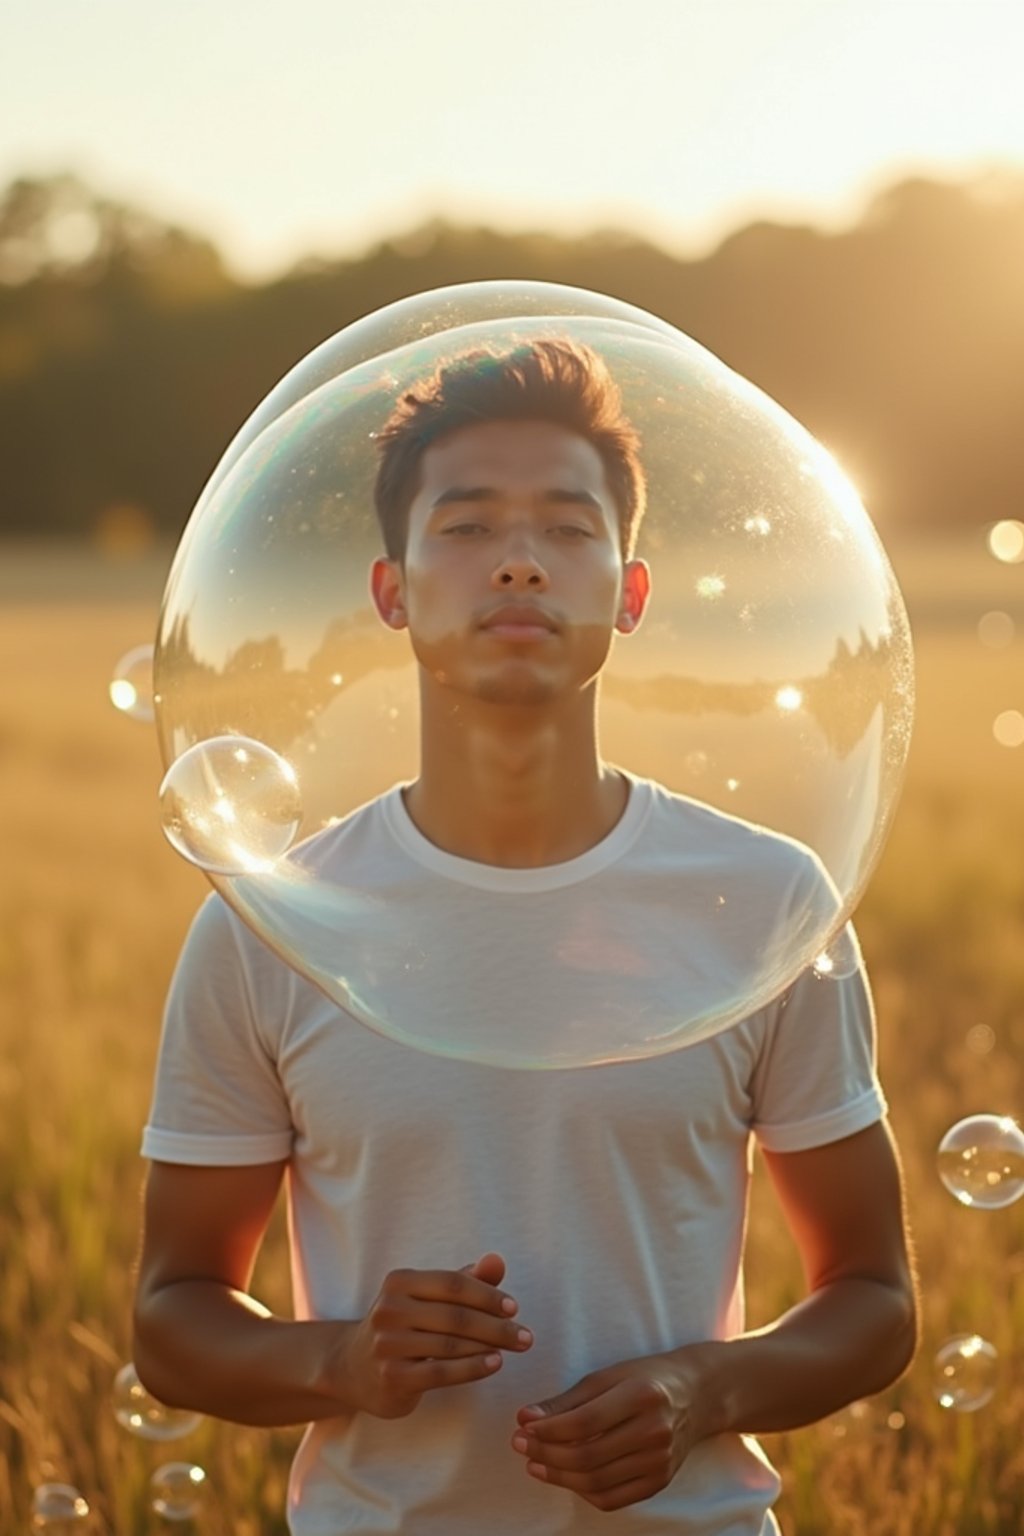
[{"left": 154, "top": 281, "right": 914, "bottom": 1068}]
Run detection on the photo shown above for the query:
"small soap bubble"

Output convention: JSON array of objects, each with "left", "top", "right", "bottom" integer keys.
[
  {"left": 937, "top": 1114, "right": 1024, "bottom": 1209},
  {"left": 159, "top": 736, "right": 303, "bottom": 876},
  {"left": 150, "top": 1462, "right": 208, "bottom": 1522},
  {"left": 109, "top": 643, "right": 155, "bottom": 722},
  {"left": 112, "top": 1361, "right": 202, "bottom": 1441},
  {"left": 988, "top": 519, "right": 1024, "bottom": 563},
  {"left": 993, "top": 710, "right": 1024, "bottom": 748},
  {"left": 977, "top": 610, "right": 1015, "bottom": 649},
  {"left": 31, "top": 1484, "right": 89, "bottom": 1531},
  {"left": 933, "top": 1333, "right": 998, "bottom": 1411},
  {"left": 965, "top": 1023, "right": 996, "bottom": 1056}
]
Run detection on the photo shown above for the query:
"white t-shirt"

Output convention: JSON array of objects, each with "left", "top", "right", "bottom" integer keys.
[{"left": 142, "top": 774, "right": 886, "bottom": 1536}]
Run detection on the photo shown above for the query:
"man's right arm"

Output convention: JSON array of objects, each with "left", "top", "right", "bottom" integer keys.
[{"left": 132, "top": 1161, "right": 532, "bottom": 1427}]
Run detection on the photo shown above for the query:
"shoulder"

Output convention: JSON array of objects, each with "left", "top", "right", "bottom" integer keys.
[
  {"left": 288, "top": 784, "right": 404, "bottom": 881},
  {"left": 637, "top": 776, "right": 836, "bottom": 897}
]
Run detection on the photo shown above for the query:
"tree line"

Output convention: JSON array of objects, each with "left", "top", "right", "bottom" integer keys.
[{"left": 1, "top": 169, "right": 1022, "bottom": 540}]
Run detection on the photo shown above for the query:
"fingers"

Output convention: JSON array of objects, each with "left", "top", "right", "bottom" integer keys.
[
  {"left": 393, "top": 1264, "right": 516, "bottom": 1319},
  {"left": 387, "top": 1324, "right": 532, "bottom": 1362},
  {"left": 513, "top": 1413, "right": 663, "bottom": 1473},
  {"left": 526, "top": 1453, "right": 667, "bottom": 1513},
  {"left": 463, "top": 1251, "right": 508, "bottom": 1289},
  {"left": 402, "top": 1352, "right": 506, "bottom": 1394},
  {"left": 377, "top": 1266, "right": 531, "bottom": 1359}
]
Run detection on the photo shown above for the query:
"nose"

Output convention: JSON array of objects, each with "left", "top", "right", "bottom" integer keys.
[{"left": 491, "top": 534, "right": 549, "bottom": 590}]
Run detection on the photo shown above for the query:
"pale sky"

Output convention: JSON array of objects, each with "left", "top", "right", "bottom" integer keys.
[{"left": 4, "top": 0, "right": 1024, "bottom": 279}]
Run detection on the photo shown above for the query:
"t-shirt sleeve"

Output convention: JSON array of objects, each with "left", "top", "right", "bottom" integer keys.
[
  {"left": 141, "top": 894, "right": 295, "bottom": 1166},
  {"left": 750, "top": 925, "right": 887, "bottom": 1153}
]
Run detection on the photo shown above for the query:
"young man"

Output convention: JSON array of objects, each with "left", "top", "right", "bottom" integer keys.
[{"left": 134, "top": 339, "right": 917, "bottom": 1534}]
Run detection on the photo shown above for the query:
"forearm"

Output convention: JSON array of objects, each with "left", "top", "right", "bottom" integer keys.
[
  {"left": 676, "top": 1276, "right": 918, "bottom": 1440},
  {"left": 133, "top": 1280, "right": 360, "bottom": 1427}
]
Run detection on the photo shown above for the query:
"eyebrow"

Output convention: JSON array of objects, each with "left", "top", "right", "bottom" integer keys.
[{"left": 430, "top": 487, "right": 604, "bottom": 512}]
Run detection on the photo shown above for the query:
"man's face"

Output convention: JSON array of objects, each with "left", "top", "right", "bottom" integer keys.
[{"left": 372, "top": 419, "right": 649, "bottom": 706}]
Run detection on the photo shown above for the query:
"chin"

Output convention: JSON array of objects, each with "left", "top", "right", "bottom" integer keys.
[{"left": 472, "top": 677, "right": 562, "bottom": 706}]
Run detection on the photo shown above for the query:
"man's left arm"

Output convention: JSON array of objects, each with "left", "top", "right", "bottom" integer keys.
[{"left": 511, "top": 1120, "right": 918, "bottom": 1512}]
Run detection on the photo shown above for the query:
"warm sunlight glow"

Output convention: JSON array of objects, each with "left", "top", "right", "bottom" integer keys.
[
  {"left": 993, "top": 711, "right": 1024, "bottom": 748},
  {"left": 988, "top": 520, "right": 1024, "bottom": 564},
  {"left": 108, "top": 679, "right": 137, "bottom": 713},
  {"left": 8, "top": 0, "right": 1024, "bottom": 278}
]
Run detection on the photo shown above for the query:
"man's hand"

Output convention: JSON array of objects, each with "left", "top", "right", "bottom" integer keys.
[
  {"left": 511, "top": 1352, "right": 703, "bottom": 1513},
  {"left": 342, "top": 1252, "right": 533, "bottom": 1420}
]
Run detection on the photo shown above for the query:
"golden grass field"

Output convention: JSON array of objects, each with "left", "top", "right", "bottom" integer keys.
[{"left": 1, "top": 537, "right": 1022, "bottom": 1534}]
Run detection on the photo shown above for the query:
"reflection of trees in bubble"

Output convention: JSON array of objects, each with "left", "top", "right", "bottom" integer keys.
[
  {"left": 157, "top": 607, "right": 409, "bottom": 765},
  {"left": 603, "top": 621, "right": 909, "bottom": 762},
  {"left": 161, "top": 608, "right": 912, "bottom": 769}
]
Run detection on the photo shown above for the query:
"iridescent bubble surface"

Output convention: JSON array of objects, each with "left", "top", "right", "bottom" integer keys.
[
  {"left": 937, "top": 1114, "right": 1024, "bottom": 1209},
  {"left": 150, "top": 1462, "right": 209, "bottom": 1522},
  {"left": 31, "top": 1484, "right": 89, "bottom": 1532},
  {"left": 932, "top": 1333, "right": 998, "bottom": 1411},
  {"left": 153, "top": 280, "right": 914, "bottom": 1067},
  {"left": 112, "top": 1361, "right": 202, "bottom": 1442},
  {"left": 159, "top": 735, "right": 302, "bottom": 875},
  {"left": 110, "top": 643, "right": 155, "bottom": 722}
]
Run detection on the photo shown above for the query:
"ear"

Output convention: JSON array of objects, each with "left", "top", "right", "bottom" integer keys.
[
  {"left": 615, "top": 558, "right": 651, "bottom": 635},
  {"left": 370, "top": 556, "right": 408, "bottom": 630}
]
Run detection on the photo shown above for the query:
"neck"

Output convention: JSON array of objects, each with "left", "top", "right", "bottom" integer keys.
[{"left": 403, "top": 680, "right": 627, "bottom": 866}]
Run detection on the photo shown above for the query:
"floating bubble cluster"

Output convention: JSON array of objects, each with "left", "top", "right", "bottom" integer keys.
[
  {"left": 153, "top": 280, "right": 914, "bottom": 1066},
  {"left": 112, "top": 1361, "right": 203, "bottom": 1442}
]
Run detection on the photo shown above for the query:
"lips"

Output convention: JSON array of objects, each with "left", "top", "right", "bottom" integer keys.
[{"left": 479, "top": 604, "right": 559, "bottom": 634}]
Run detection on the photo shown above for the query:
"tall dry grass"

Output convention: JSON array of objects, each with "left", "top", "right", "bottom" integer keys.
[{"left": 0, "top": 541, "right": 1022, "bottom": 1533}]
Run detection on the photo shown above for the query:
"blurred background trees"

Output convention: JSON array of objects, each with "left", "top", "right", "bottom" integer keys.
[{"left": 2, "top": 168, "right": 1023, "bottom": 542}]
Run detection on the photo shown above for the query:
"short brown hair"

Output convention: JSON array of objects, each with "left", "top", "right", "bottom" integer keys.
[{"left": 372, "top": 337, "right": 646, "bottom": 561}]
